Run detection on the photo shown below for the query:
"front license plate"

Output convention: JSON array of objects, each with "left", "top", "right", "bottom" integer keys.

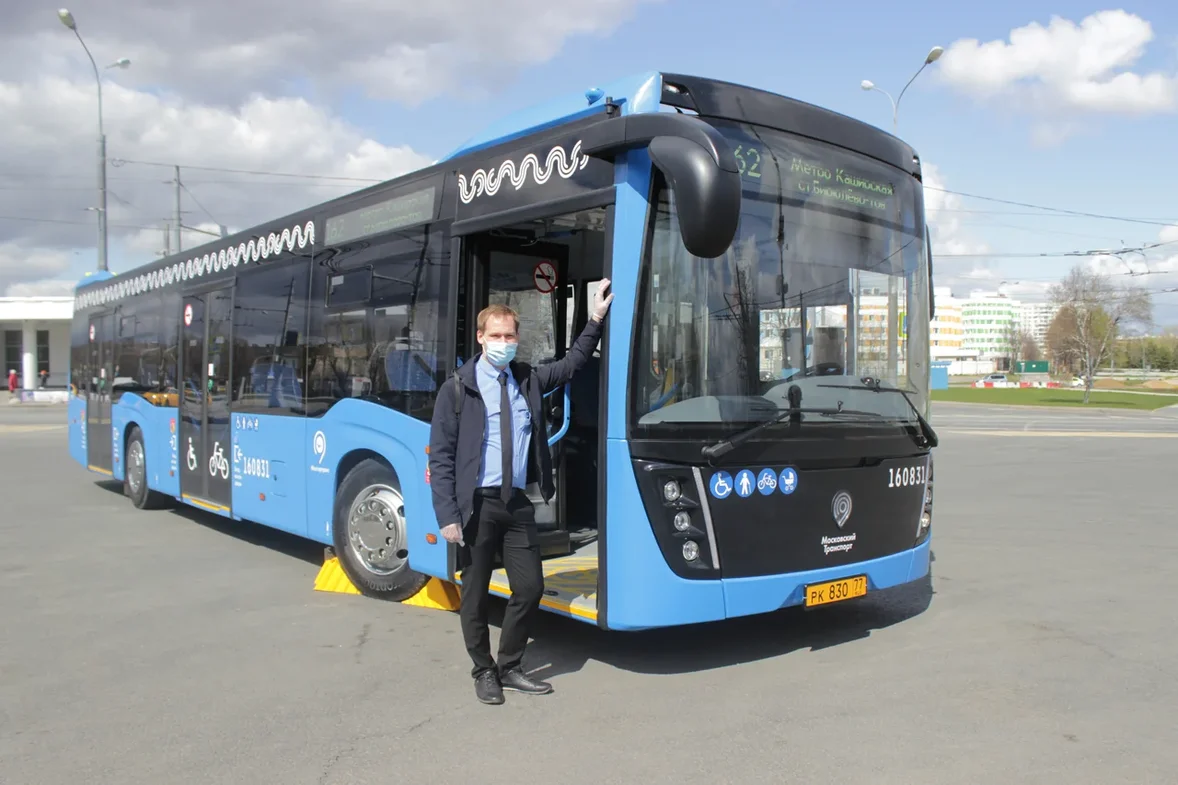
[{"left": 804, "top": 575, "right": 868, "bottom": 608}]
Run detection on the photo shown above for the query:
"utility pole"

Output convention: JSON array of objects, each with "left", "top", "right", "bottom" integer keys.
[
  {"left": 173, "top": 165, "right": 183, "bottom": 253},
  {"left": 162, "top": 221, "right": 171, "bottom": 257}
]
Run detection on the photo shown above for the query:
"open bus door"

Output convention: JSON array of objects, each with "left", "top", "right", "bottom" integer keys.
[{"left": 460, "top": 235, "right": 574, "bottom": 557}]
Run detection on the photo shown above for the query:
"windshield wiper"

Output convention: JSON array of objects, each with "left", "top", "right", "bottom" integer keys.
[
  {"left": 700, "top": 385, "right": 878, "bottom": 460},
  {"left": 816, "top": 377, "right": 939, "bottom": 449}
]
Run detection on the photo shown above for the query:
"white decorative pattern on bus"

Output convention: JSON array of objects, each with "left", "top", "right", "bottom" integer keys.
[
  {"left": 457, "top": 140, "right": 589, "bottom": 204},
  {"left": 73, "top": 221, "right": 316, "bottom": 312}
]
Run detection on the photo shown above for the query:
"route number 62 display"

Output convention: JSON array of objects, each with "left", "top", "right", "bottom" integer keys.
[{"left": 887, "top": 464, "right": 926, "bottom": 488}]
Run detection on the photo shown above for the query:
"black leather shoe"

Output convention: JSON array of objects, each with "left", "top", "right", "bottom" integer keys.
[
  {"left": 499, "top": 668, "right": 553, "bottom": 695},
  {"left": 474, "top": 670, "right": 504, "bottom": 705}
]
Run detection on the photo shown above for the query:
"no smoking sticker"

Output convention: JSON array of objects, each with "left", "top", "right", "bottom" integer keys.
[
  {"left": 532, "top": 260, "right": 557, "bottom": 294},
  {"left": 183, "top": 304, "right": 193, "bottom": 326}
]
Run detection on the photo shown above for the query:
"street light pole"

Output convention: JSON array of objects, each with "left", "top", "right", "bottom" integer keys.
[
  {"left": 57, "top": 9, "right": 129, "bottom": 273},
  {"left": 860, "top": 45, "right": 944, "bottom": 130}
]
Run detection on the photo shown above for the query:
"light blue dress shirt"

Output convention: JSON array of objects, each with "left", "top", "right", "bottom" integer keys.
[{"left": 475, "top": 355, "right": 532, "bottom": 490}]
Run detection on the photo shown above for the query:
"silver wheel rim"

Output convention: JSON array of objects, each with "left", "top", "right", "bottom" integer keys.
[
  {"left": 346, "top": 483, "right": 408, "bottom": 577},
  {"left": 128, "top": 440, "right": 145, "bottom": 495}
]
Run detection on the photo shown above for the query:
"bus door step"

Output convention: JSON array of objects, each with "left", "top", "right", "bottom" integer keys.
[{"left": 537, "top": 528, "right": 571, "bottom": 557}]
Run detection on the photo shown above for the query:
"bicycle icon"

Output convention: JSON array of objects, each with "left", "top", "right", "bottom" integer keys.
[
  {"left": 208, "top": 441, "right": 229, "bottom": 479},
  {"left": 757, "top": 468, "right": 777, "bottom": 495}
]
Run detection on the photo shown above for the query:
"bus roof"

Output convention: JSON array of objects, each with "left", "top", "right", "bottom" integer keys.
[{"left": 73, "top": 70, "right": 918, "bottom": 299}]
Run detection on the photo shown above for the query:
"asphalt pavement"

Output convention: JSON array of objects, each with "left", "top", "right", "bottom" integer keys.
[
  {"left": 1, "top": 402, "right": 1175, "bottom": 784},
  {"left": 932, "top": 398, "right": 1178, "bottom": 435}
]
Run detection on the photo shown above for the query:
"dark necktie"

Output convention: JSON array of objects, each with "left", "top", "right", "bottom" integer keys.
[{"left": 499, "top": 371, "right": 512, "bottom": 502}]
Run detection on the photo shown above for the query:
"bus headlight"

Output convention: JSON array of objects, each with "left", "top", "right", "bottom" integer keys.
[
  {"left": 916, "top": 457, "right": 934, "bottom": 543},
  {"left": 682, "top": 541, "right": 699, "bottom": 561},
  {"left": 662, "top": 479, "right": 682, "bottom": 503},
  {"left": 673, "top": 511, "right": 691, "bottom": 532}
]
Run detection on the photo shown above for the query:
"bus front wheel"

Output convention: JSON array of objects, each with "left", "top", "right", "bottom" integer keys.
[
  {"left": 332, "top": 458, "right": 429, "bottom": 600},
  {"left": 124, "top": 426, "right": 167, "bottom": 510}
]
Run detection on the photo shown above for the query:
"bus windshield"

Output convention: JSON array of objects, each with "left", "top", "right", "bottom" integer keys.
[{"left": 631, "top": 120, "right": 930, "bottom": 435}]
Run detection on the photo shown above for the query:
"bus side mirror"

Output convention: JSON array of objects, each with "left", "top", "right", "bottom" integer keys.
[
  {"left": 648, "top": 136, "right": 742, "bottom": 259},
  {"left": 580, "top": 111, "right": 743, "bottom": 260}
]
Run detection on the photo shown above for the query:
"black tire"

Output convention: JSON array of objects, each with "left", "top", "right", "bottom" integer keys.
[
  {"left": 332, "top": 457, "right": 429, "bottom": 600},
  {"left": 123, "top": 425, "right": 167, "bottom": 510}
]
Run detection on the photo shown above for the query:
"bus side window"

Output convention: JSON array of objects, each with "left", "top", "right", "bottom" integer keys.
[
  {"left": 231, "top": 259, "right": 310, "bottom": 415},
  {"left": 305, "top": 226, "right": 450, "bottom": 422}
]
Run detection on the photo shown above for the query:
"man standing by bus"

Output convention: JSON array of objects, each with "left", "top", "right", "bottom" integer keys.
[{"left": 429, "top": 280, "right": 613, "bottom": 705}]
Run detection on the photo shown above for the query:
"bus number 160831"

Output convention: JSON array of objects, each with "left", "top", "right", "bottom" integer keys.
[{"left": 888, "top": 465, "right": 925, "bottom": 488}]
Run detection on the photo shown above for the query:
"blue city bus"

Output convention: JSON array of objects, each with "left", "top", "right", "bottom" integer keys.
[{"left": 67, "top": 71, "right": 938, "bottom": 631}]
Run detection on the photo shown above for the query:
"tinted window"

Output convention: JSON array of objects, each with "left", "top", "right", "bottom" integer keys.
[
  {"left": 306, "top": 225, "right": 450, "bottom": 420},
  {"left": 70, "top": 316, "right": 89, "bottom": 395},
  {"left": 231, "top": 258, "right": 311, "bottom": 415},
  {"left": 326, "top": 269, "right": 371, "bottom": 306},
  {"left": 112, "top": 293, "right": 163, "bottom": 401},
  {"left": 4, "top": 330, "right": 20, "bottom": 378},
  {"left": 159, "top": 288, "right": 180, "bottom": 397}
]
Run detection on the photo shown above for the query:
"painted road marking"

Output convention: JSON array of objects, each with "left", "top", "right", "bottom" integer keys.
[
  {"left": 0, "top": 424, "right": 66, "bottom": 433},
  {"left": 942, "top": 429, "right": 1178, "bottom": 438}
]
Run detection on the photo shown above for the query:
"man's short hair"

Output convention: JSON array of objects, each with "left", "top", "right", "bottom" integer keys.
[{"left": 477, "top": 303, "right": 520, "bottom": 333}]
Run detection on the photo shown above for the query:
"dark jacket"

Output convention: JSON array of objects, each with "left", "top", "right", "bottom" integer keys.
[{"left": 428, "top": 318, "right": 603, "bottom": 529}]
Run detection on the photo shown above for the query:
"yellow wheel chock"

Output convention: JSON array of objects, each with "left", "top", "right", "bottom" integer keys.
[{"left": 314, "top": 549, "right": 461, "bottom": 611}]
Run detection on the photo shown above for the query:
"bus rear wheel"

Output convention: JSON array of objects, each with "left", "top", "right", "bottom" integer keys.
[
  {"left": 124, "top": 426, "right": 167, "bottom": 510},
  {"left": 332, "top": 458, "right": 429, "bottom": 600}
]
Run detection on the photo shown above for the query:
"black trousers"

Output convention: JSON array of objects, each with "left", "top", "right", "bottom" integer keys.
[{"left": 459, "top": 490, "right": 544, "bottom": 678}]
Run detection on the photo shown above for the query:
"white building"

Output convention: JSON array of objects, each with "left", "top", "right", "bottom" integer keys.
[
  {"left": 926, "top": 289, "right": 1060, "bottom": 373},
  {"left": 0, "top": 296, "right": 74, "bottom": 391},
  {"left": 960, "top": 290, "right": 1022, "bottom": 369},
  {"left": 929, "top": 287, "right": 988, "bottom": 375},
  {"left": 1019, "top": 301, "right": 1059, "bottom": 348}
]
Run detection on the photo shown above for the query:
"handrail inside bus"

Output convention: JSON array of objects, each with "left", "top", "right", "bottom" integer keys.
[{"left": 544, "top": 383, "right": 571, "bottom": 446}]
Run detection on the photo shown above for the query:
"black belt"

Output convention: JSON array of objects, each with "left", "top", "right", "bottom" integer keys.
[{"left": 474, "top": 486, "right": 526, "bottom": 498}]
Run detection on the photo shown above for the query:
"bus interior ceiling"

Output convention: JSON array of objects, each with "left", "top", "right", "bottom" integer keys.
[{"left": 476, "top": 206, "right": 606, "bottom": 581}]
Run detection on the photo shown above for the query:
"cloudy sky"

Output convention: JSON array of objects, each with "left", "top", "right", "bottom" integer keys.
[{"left": 3, "top": 1, "right": 1176, "bottom": 320}]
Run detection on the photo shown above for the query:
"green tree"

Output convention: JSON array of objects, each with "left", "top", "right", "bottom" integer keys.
[{"left": 1048, "top": 267, "right": 1152, "bottom": 403}]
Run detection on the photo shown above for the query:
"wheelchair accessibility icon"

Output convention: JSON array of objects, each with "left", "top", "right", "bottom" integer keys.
[{"left": 709, "top": 471, "right": 734, "bottom": 499}]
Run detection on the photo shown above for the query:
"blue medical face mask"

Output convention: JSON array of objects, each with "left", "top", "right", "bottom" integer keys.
[{"left": 483, "top": 340, "right": 517, "bottom": 367}]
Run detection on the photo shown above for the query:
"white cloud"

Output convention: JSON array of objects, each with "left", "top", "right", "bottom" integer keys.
[
  {"left": 121, "top": 222, "right": 237, "bottom": 261},
  {"left": 1076, "top": 226, "right": 1178, "bottom": 324},
  {"left": 997, "top": 280, "right": 1055, "bottom": 300},
  {"left": 0, "top": 243, "right": 74, "bottom": 294},
  {"left": 1, "top": 0, "right": 656, "bottom": 294},
  {"left": 3, "top": 0, "right": 659, "bottom": 106},
  {"left": 1138, "top": 226, "right": 1178, "bottom": 279},
  {"left": 0, "top": 76, "right": 432, "bottom": 278},
  {"left": 4, "top": 280, "right": 80, "bottom": 297},
  {"left": 923, "top": 162, "right": 989, "bottom": 258},
  {"left": 922, "top": 162, "right": 998, "bottom": 296},
  {"left": 938, "top": 10, "right": 1178, "bottom": 126}
]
